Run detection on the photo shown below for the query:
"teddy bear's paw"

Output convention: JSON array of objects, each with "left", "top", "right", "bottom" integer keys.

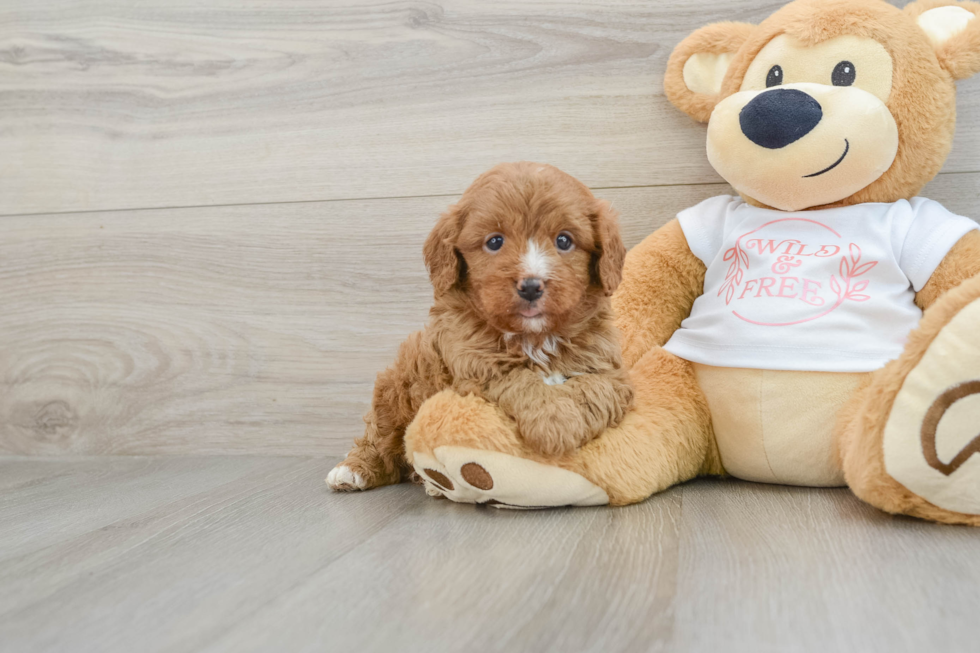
[
  {"left": 412, "top": 446, "right": 609, "bottom": 509},
  {"left": 883, "top": 296, "right": 980, "bottom": 516}
]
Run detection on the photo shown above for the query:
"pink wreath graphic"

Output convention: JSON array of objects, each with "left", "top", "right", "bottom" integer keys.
[
  {"left": 719, "top": 240, "right": 749, "bottom": 305},
  {"left": 831, "top": 243, "right": 876, "bottom": 303},
  {"left": 730, "top": 243, "right": 877, "bottom": 327},
  {"left": 716, "top": 218, "right": 878, "bottom": 327}
]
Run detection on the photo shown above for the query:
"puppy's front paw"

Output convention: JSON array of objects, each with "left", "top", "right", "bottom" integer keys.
[
  {"left": 516, "top": 398, "right": 591, "bottom": 457},
  {"left": 326, "top": 464, "right": 368, "bottom": 491},
  {"left": 326, "top": 442, "right": 405, "bottom": 491},
  {"left": 609, "top": 382, "right": 635, "bottom": 428}
]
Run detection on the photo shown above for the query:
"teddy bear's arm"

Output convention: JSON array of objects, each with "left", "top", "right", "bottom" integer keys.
[
  {"left": 915, "top": 230, "right": 980, "bottom": 309},
  {"left": 482, "top": 366, "right": 633, "bottom": 457},
  {"left": 612, "top": 219, "right": 706, "bottom": 367}
]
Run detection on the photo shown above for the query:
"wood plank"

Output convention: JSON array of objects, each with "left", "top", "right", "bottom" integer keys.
[
  {"left": 0, "top": 456, "right": 299, "bottom": 562},
  {"left": 205, "top": 490, "right": 684, "bottom": 653},
  {"left": 1, "top": 175, "right": 976, "bottom": 456},
  {"left": 3, "top": 0, "right": 978, "bottom": 215},
  {"left": 669, "top": 479, "right": 980, "bottom": 652},
  {"left": 0, "top": 456, "right": 421, "bottom": 651},
  {"left": 1, "top": 457, "right": 978, "bottom": 652},
  {"left": 0, "top": 455, "right": 681, "bottom": 653},
  {"left": 0, "top": 181, "right": 737, "bottom": 456}
]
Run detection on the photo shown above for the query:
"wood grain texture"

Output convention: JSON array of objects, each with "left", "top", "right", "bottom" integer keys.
[
  {"left": 1, "top": 175, "right": 977, "bottom": 456},
  {"left": 670, "top": 480, "right": 980, "bottom": 653},
  {"left": 2, "top": 0, "right": 979, "bottom": 215},
  {"left": 0, "top": 182, "right": 737, "bottom": 456},
  {"left": 0, "top": 456, "right": 299, "bottom": 563},
  {"left": 1, "top": 457, "right": 978, "bottom": 653},
  {"left": 2, "top": 0, "right": 979, "bottom": 457}
]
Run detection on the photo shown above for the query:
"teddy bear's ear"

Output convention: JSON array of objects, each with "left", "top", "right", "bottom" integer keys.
[
  {"left": 905, "top": 0, "right": 980, "bottom": 80},
  {"left": 664, "top": 22, "right": 756, "bottom": 122}
]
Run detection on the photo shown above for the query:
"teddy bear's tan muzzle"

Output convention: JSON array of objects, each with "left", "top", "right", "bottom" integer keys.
[{"left": 707, "top": 83, "right": 898, "bottom": 211}]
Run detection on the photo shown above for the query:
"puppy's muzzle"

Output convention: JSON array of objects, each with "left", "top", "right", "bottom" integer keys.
[{"left": 517, "top": 277, "right": 544, "bottom": 302}]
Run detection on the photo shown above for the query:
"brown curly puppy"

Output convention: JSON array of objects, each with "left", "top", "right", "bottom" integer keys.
[{"left": 327, "top": 162, "right": 633, "bottom": 491}]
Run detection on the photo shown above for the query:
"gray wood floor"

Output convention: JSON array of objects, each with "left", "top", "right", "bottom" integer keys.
[{"left": 1, "top": 455, "right": 977, "bottom": 653}]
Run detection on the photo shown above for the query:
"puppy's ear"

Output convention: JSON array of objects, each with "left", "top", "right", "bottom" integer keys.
[
  {"left": 590, "top": 200, "right": 626, "bottom": 297},
  {"left": 423, "top": 204, "right": 465, "bottom": 296},
  {"left": 906, "top": 1, "right": 980, "bottom": 80},
  {"left": 664, "top": 22, "right": 756, "bottom": 122}
]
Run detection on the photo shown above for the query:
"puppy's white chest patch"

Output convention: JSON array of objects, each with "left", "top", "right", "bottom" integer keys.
[
  {"left": 521, "top": 335, "right": 564, "bottom": 368},
  {"left": 541, "top": 372, "right": 568, "bottom": 386}
]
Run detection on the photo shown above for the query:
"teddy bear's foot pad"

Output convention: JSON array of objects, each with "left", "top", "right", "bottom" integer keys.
[
  {"left": 884, "top": 297, "right": 980, "bottom": 515},
  {"left": 412, "top": 446, "right": 609, "bottom": 509}
]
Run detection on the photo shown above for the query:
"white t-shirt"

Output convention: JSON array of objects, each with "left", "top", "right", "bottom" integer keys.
[{"left": 663, "top": 196, "right": 978, "bottom": 372}]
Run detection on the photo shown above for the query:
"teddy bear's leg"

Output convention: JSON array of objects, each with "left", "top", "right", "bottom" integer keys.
[
  {"left": 838, "top": 274, "right": 980, "bottom": 525},
  {"left": 405, "top": 346, "right": 718, "bottom": 508}
]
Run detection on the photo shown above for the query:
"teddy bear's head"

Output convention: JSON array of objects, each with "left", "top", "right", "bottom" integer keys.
[{"left": 665, "top": 0, "right": 980, "bottom": 212}]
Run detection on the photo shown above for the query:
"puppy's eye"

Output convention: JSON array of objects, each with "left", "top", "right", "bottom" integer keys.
[
  {"left": 832, "top": 61, "right": 855, "bottom": 86},
  {"left": 484, "top": 234, "right": 504, "bottom": 252},
  {"left": 555, "top": 233, "right": 574, "bottom": 251},
  {"left": 766, "top": 65, "right": 783, "bottom": 88}
]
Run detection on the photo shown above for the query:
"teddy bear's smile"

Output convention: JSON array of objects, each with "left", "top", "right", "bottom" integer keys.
[{"left": 803, "top": 138, "right": 849, "bottom": 178}]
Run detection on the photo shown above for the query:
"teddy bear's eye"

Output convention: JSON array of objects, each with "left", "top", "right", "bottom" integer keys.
[
  {"left": 766, "top": 65, "right": 783, "bottom": 88},
  {"left": 832, "top": 61, "right": 856, "bottom": 86}
]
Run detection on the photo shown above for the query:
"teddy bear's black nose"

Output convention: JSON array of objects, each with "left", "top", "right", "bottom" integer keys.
[{"left": 739, "top": 88, "right": 823, "bottom": 149}]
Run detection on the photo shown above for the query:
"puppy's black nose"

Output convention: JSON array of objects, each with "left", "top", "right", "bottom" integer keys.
[
  {"left": 739, "top": 88, "right": 822, "bottom": 149},
  {"left": 517, "top": 278, "right": 544, "bottom": 302}
]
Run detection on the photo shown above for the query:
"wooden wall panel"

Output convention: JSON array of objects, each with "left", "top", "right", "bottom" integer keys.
[
  {"left": 2, "top": 0, "right": 978, "bottom": 215},
  {"left": 2, "top": 0, "right": 979, "bottom": 456},
  {"left": 2, "top": 175, "right": 976, "bottom": 456}
]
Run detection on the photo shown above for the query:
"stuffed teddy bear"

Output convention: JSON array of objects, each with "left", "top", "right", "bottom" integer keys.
[{"left": 403, "top": 0, "right": 980, "bottom": 525}]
